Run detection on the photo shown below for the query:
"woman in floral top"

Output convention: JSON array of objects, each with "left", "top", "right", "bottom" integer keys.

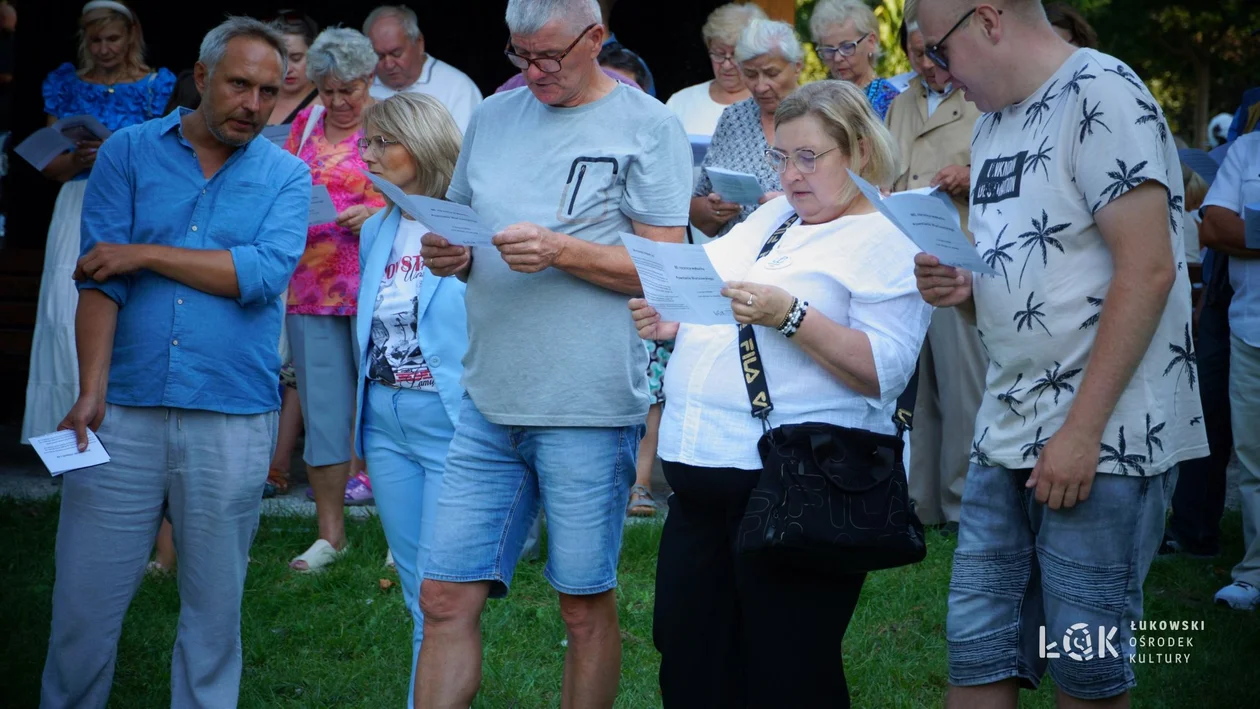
[
  {"left": 809, "top": 0, "right": 900, "bottom": 119},
  {"left": 282, "top": 27, "right": 385, "bottom": 573}
]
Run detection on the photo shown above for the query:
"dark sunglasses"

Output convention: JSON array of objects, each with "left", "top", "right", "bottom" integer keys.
[
  {"left": 504, "top": 23, "right": 598, "bottom": 74},
  {"left": 926, "top": 7, "right": 1001, "bottom": 70}
]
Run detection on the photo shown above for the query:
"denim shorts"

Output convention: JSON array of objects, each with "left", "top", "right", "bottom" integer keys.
[
  {"left": 424, "top": 396, "right": 642, "bottom": 598},
  {"left": 946, "top": 463, "right": 1177, "bottom": 700}
]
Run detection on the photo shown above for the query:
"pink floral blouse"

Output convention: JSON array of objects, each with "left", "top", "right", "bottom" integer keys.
[{"left": 284, "top": 105, "right": 384, "bottom": 316}]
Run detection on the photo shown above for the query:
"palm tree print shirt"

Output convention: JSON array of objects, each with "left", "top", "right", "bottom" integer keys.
[{"left": 966, "top": 49, "right": 1208, "bottom": 477}]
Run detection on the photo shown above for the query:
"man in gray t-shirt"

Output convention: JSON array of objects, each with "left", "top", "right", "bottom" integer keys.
[{"left": 416, "top": 0, "right": 690, "bottom": 704}]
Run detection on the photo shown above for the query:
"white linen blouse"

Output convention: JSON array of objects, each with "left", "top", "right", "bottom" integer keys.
[{"left": 657, "top": 196, "right": 932, "bottom": 471}]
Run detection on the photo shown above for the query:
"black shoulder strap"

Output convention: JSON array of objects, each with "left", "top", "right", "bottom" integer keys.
[
  {"left": 739, "top": 215, "right": 798, "bottom": 428},
  {"left": 739, "top": 213, "right": 917, "bottom": 440}
]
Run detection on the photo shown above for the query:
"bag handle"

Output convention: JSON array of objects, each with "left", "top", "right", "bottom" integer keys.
[
  {"left": 297, "top": 105, "right": 324, "bottom": 154},
  {"left": 739, "top": 214, "right": 916, "bottom": 439}
]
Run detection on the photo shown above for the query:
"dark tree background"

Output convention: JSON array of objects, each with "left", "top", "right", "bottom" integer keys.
[{"left": 5, "top": 0, "right": 728, "bottom": 250}]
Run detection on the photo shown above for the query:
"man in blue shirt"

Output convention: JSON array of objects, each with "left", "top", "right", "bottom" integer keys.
[{"left": 40, "top": 18, "right": 310, "bottom": 709}]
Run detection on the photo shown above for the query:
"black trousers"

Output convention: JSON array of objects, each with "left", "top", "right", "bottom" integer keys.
[
  {"left": 1167, "top": 297, "right": 1233, "bottom": 554},
  {"left": 653, "top": 461, "right": 867, "bottom": 709}
]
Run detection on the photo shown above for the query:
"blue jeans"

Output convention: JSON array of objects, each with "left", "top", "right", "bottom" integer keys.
[
  {"left": 41, "top": 405, "right": 277, "bottom": 709},
  {"left": 361, "top": 384, "right": 456, "bottom": 707},
  {"left": 425, "top": 397, "right": 642, "bottom": 597},
  {"left": 946, "top": 463, "right": 1176, "bottom": 700}
]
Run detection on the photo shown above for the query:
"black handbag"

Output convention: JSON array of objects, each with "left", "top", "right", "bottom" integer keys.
[{"left": 733, "top": 215, "right": 927, "bottom": 572}]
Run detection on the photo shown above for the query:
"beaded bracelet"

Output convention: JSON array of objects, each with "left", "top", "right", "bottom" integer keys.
[
  {"left": 778, "top": 299, "right": 809, "bottom": 338},
  {"left": 777, "top": 297, "right": 799, "bottom": 330}
]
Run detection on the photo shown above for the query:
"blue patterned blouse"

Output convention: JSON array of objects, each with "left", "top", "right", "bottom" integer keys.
[
  {"left": 694, "top": 98, "right": 783, "bottom": 239},
  {"left": 42, "top": 63, "right": 175, "bottom": 178},
  {"left": 863, "top": 77, "right": 900, "bottom": 120}
]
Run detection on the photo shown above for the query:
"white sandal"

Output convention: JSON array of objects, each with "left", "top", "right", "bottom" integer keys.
[{"left": 290, "top": 539, "right": 349, "bottom": 573}]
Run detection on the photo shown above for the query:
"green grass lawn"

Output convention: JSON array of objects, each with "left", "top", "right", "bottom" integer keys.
[{"left": 2, "top": 496, "right": 1258, "bottom": 707}]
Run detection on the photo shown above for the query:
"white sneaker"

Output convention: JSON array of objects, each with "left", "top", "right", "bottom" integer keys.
[{"left": 1214, "top": 581, "right": 1260, "bottom": 610}]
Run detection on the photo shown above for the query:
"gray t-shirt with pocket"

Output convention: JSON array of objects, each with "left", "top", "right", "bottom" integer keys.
[{"left": 448, "top": 83, "right": 692, "bottom": 427}]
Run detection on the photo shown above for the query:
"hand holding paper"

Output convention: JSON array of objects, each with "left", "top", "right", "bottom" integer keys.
[
  {"left": 29, "top": 429, "right": 111, "bottom": 476},
  {"left": 621, "top": 232, "right": 732, "bottom": 325},
  {"left": 705, "top": 166, "right": 766, "bottom": 205},
  {"left": 848, "top": 169, "right": 995, "bottom": 276},
  {"left": 15, "top": 115, "right": 113, "bottom": 171}
]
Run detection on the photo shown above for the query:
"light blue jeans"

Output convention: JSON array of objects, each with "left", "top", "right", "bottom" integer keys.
[
  {"left": 424, "top": 396, "right": 642, "bottom": 598},
  {"left": 946, "top": 463, "right": 1177, "bottom": 700},
  {"left": 361, "top": 383, "right": 456, "bottom": 707},
  {"left": 41, "top": 404, "right": 277, "bottom": 709}
]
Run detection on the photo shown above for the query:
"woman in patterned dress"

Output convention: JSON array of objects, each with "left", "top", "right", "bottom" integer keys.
[
  {"left": 22, "top": 0, "right": 173, "bottom": 444},
  {"left": 809, "top": 0, "right": 900, "bottom": 119},
  {"left": 283, "top": 28, "right": 386, "bottom": 572}
]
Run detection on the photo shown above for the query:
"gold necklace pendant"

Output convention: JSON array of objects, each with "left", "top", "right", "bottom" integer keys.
[{"left": 107, "top": 87, "right": 115, "bottom": 93}]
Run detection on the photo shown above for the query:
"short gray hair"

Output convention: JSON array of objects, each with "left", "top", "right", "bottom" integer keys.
[
  {"left": 505, "top": 0, "right": 602, "bottom": 36},
  {"left": 809, "top": 0, "right": 879, "bottom": 42},
  {"left": 307, "top": 27, "right": 378, "bottom": 85},
  {"left": 199, "top": 16, "right": 287, "bottom": 79},
  {"left": 735, "top": 19, "right": 804, "bottom": 64},
  {"left": 701, "top": 3, "right": 767, "bottom": 48},
  {"left": 363, "top": 5, "right": 422, "bottom": 41}
]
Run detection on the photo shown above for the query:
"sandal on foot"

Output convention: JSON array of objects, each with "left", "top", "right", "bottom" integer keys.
[
  {"left": 344, "top": 472, "right": 375, "bottom": 506},
  {"left": 627, "top": 484, "right": 658, "bottom": 517},
  {"left": 290, "top": 539, "right": 349, "bottom": 573}
]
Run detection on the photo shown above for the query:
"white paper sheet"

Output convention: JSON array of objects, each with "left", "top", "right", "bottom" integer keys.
[
  {"left": 308, "top": 184, "right": 337, "bottom": 225},
  {"left": 261, "top": 123, "right": 292, "bottom": 147},
  {"left": 402, "top": 195, "right": 497, "bottom": 247},
  {"left": 1245, "top": 203, "right": 1260, "bottom": 249},
  {"left": 15, "top": 115, "right": 114, "bottom": 170},
  {"left": 848, "top": 169, "right": 996, "bottom": 276},
  {"left": 621, "top": 232, "right": 733, "bottom": 325},
  {"left": 705, "top": 166, "right": 765, "bottom": 205},
  {"left": 29, "top": 429, "right": 111, "bottom": 476}
]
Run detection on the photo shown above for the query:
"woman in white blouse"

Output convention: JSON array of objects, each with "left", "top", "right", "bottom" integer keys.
[
  {"left": 630, "top": 80, "right": 931, "bottom": 707},
  {"left": 664, "top": 2, "right": 765, "bottom": 136}
]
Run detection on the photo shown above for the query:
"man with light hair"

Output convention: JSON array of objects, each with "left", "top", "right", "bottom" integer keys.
[
  {"left": 913, "top": 1, "right": 1207, "bottom": 707},
  {"left": 415, "top": 0, "right": 692, "bottom": 705},
  {"left": 886, "top": 0, "right": 985, "bottom": 532},
  {"left": 40, "top": 16, "right": 309, "bottom": 709},
  {"left": 363, "top": 4, "right": 482, "bottom": 132}
]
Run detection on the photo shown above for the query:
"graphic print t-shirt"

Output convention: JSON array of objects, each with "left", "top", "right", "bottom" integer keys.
[
  {"left": 368, "top": 218, "right": 436, "bottom": 391},
  {"left": 967, "top": 48, "right": 1207, "bottom": 476}
]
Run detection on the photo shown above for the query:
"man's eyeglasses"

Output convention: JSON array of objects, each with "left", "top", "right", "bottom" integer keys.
[
  {"left": 926, "top": 7, "right": 1000, "bottom": 70},
  {"left": 357, "top": 135, "right": 401, "bottom": 156},
  {"left": 505, "top": 23, "right": 598, "bottom": 74},
  {"left": 765, "top": 147, "right": 839, "bottom": 174},
  {"left": 815, "top": 33, "right": 870, "bottom": 61}
]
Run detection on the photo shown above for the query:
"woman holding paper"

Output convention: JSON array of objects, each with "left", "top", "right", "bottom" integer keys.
[
  {"left": 283, "top": 27, "right": 386, "bottom": 572},
  {"left": 21, "top": 0, "right": 174, "bottom": 444},
  {"left": 690, "top": 19, "right": 802, "bottom": 240},
  {"left": 349, "top": 92, "right": 467, "bottom": 703},
  {"left": 631, "top": 80, "right": 931, "bottom": 706}
]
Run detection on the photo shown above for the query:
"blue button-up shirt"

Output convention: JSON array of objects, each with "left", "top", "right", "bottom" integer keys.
[{"left": 78, "top": 108, "right": 311, "bottom": 414}]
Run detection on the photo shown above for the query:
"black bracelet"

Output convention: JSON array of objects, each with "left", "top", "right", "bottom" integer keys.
[{"left": 777, "top": 297, "right": 799, "bottom": 330}]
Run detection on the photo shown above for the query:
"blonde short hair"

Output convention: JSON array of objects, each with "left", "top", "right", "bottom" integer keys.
[
  {"left": 362, "top": 93, "right": 463, "bottom": 211},
  {"left": 78, "top": 3, "right": 150, "bottom": 77},
  {"left": 701, "top": 3, "right": 767, "bottom": 48},
  {"left": 809, "top": 0, "right": 881, "bottom": 61},
  {"left": 1181, "top": 162, "right": 1209, "bottom": 212},
  {"left": 774, "top": 80, "right": 898, "bottom": 206}
]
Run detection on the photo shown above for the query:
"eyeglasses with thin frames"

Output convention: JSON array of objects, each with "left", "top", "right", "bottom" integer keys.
[
  {"left": 504, "top": 23, "right": 598, "bottom": 74},
  {"left": 357, "top": 135, "right": 401, "bottom": 157},
  {"left": 926, "top": 7, "right": 1001, "bottom": 70},
  {"left": 815, "top": 33, "right": 870, "bottom": 61},
  {"left": 708, "top": 50, "right": 736, "bottom": 67},
  {"left": 765, "top": 147, "right": 840, "bottom": 174}
]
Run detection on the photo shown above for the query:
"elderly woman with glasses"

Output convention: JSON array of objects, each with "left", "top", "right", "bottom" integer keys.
[
  {"left": 690, "top": 18, "right": 803, "bottom": 239},
  {"left": 283, "top": 27, "right": 386, "bottom": 573},
  {"left": 352, "top": 92, "right": 467, "bottom": 705},
  {"left": 631, "top": 79, "right": 931, "bottom": 707},
  {"left": 664, "top": 2, "right": 765, "bottom": 137},
  {"left": 810, "top": 0, "right": 900, "bottom": 119}
]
